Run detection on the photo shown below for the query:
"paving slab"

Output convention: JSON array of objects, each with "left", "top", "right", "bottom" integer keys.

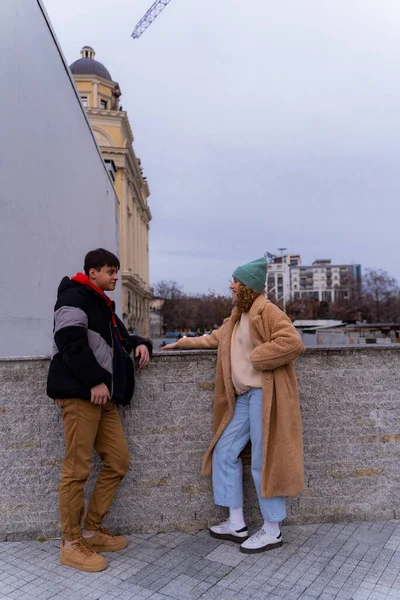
[{"left": 1, "top": 522, "right": 400, "bottom": 599}]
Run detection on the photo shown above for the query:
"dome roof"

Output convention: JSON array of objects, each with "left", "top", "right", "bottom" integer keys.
[{"left": 69, "top": 47, "right": 112, "bottom": 81}]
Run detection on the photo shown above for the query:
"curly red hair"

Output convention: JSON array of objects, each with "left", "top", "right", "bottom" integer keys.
[{"left": 234, "top": 283, "right": 262, "bottom": 315}]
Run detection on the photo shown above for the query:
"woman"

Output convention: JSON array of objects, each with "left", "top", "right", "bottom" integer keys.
[{"left": 163, "top": 257, "right": 305, "bottom": 554}]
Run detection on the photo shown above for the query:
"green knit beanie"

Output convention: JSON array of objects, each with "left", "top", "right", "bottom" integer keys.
[{"left": 232, "top": 257, "right": 267, "bottom": 293}]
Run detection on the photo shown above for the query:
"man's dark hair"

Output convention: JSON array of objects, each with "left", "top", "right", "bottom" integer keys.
[{"left": 84, "top": 248, "right": 120, "bottom": 275}]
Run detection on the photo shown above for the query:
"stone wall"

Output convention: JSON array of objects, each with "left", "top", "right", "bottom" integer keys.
[{"left": 1, "top": 347, "right": 400, "bottom": 541}]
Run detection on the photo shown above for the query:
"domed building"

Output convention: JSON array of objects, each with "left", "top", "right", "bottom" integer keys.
[
  {"left": 70, "top": 47, "right": 152, "bottom": 336},
  {"left": 70, "top": 46, "right": 113, "bottom": 81}
]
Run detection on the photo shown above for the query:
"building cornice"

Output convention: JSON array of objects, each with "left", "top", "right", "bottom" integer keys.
[
  {"left": 121, "top": 272, "right": 152, "bottom": 298},
  {"left": 72, "top": 73, "right": 117, "bottom": 88},
  {"left": 86, "top": 108, "right": 134, "bottom": 145}
]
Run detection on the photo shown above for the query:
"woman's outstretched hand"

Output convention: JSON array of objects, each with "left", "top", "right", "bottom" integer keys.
[{"left": 162, "top": 342, "right": 179, "bottom": 350}]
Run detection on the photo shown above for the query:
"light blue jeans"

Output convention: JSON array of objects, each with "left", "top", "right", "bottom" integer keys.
[{"left": 212, "top": 388, "right": 286, "bottom": 522}]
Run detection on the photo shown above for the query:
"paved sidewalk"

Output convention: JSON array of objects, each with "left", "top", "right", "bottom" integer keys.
[{"left": 1, "top": 521, "right": 400, "bottom": 600}]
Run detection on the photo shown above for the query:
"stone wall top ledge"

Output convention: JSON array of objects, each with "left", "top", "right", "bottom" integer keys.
[
  {"left": 1, "top": 344, "right": 400, "bottom": 363},
  {"left": 0, "top": 355, "right": 50, "bottom": 363},
  {"left": 302, "top": 345, "right": 400, "bottom": 355},
  {"left": 153, "top": 349, "right": 217, "bottom": 357},
  {"left": 156, "top": 346, "right": 400, "bottom": 357}
]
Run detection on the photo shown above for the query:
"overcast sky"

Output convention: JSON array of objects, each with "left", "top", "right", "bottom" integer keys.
[{"left": 44, "top": 0, "right": 400, "bottom": 295}]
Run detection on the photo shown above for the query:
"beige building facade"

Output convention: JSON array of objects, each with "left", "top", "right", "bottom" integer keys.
[{"left": 70, "top": 47, "right": 151, "bottom": 335}]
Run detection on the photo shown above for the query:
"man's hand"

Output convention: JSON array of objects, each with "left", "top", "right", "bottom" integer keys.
[
  {"left": 91, "top": 383, "right": 110, "bottom": 405},
  {"left": 136, "top": 344, "right": 150, "bottom": 369},
  {"left": 162, "top": 342, "right": 178, "bottom": 350}
]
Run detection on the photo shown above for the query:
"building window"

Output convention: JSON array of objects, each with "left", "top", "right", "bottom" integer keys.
[
  {"left": 100, "top": 99, "right": 108, "bottom": 109},
  {"left": 81, "top": 96, "right": 88, "bottom": 107}
]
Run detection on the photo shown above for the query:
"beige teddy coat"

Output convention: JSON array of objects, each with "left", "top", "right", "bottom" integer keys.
[{"left": 175, "top": 295, "right": 305, "bottom": 497}]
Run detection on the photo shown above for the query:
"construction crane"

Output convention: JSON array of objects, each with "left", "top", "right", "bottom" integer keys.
[{"left": 131, "top": 0, "right": 173, "bottom": 39}]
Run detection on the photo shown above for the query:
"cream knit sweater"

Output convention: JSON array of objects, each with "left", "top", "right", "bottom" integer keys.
[{"left": 230, "top": 312, "right": 262, "bottom": 395}]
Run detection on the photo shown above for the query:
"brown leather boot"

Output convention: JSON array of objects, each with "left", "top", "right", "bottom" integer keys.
[
  {"left": 84, "top": 527, "right": 128, "bottom": 552},
  {"left": 60, "top": 538, "right": 108, "bottom": 572}
]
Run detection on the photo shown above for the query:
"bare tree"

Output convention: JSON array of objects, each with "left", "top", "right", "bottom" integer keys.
[
  {"left": 153, "top": 281, "right": 186, "bottom": 332},
  {"left": 363, "top": 269, "right": 400, "bottom": 322},
  {"left": 153, "top": 282, "right": 233, "bottom": 332},
  {"left": 154, "top": 280, "right": 184, "bottom": 301},
  {"left": 195, "top": 292, "right": 232, "bottom": 329}
]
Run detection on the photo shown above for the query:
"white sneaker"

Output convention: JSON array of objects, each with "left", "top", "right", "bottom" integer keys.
[
  {"left": 240, "top": 527, "right": 283, "bottom": 554},
  {"left": 209, "top": 520, "right": 249, "bottom": 543}
]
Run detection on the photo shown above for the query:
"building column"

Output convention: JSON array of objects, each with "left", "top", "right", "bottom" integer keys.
[
  {"left": 135, "top": 205, "right": 140, "bottom": 277},
  {"left": 146, "top": 224, "right": 150, "bottom": 284},
  {"left": 122, "top": 172, "right": 129, "bottom": 271},
  {"left": 139, "top": 213, "right": 144, "bottom": 280},
  {"left": 140, "top": 211, "right": 144, "bottom": 280},
  {"left": 128, "top": 205, "right": 133, "bottom": 273},
  {"left": 132, "top": 202, "right": 136, "bottom": 274}
]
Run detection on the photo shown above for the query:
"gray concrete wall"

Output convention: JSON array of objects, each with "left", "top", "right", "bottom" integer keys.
[
  {"left": 0, "top": 0, "right": 121, "bottom": 358},
  {"left": 0, "top": 347, "right": 400, "bottom": 541}
]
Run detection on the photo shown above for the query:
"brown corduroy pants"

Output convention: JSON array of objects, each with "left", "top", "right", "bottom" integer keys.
[{"left": 56, "top": 399, "right": 130, "bottom": 540}]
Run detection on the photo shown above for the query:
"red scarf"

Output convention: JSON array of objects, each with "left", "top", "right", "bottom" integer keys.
[{"left": 71, "top": 272, "right": 122, "bottom": 338}]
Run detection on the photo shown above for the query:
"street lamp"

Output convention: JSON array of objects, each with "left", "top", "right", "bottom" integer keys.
[{"left": 277, "top": 248, "right": 287, "bottom": 313}]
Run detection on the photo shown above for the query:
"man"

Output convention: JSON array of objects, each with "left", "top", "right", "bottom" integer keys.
[
  {"left": 163, "top": 257, "right": 304, "bottom": 554},
  {"left": 47, "top": 248, "right": 152, "bottom": 572}
]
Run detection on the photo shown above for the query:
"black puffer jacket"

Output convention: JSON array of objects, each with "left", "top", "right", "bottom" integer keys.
[{"left": 47, "top": 275, "right": 152, "bottom": 405}]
